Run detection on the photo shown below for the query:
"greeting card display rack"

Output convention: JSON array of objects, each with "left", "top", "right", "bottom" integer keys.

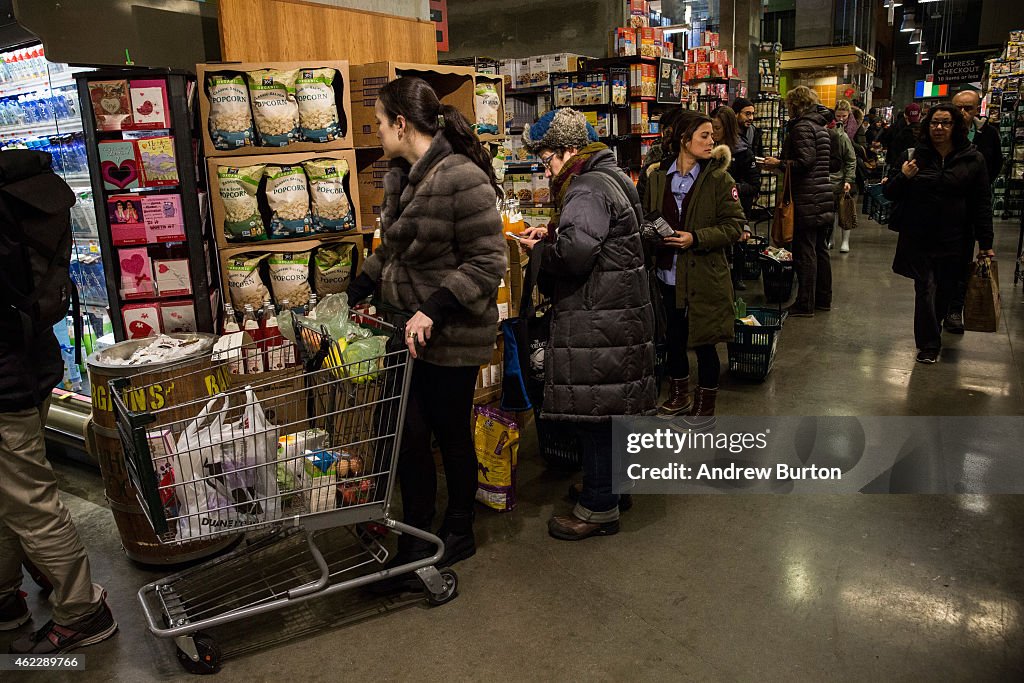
[{"left": 77, "top": 68, "right": 214, "bottom": 342}]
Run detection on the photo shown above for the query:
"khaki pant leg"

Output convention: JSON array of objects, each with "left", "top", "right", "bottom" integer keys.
[{"left": 0, "top": 401, "right": 104, "bottom": 624}]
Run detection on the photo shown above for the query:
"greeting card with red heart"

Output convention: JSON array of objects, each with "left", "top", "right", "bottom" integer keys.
[{"left": 98, "top": 141, "right": 141, "bottom": 190}]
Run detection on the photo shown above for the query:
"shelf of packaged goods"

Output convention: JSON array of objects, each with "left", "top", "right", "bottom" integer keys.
[
  {"left": 506, "top": 86, "right": 552, "bottom": 95},
  {"left": 0, "top": 117, "right": 83, "bottom": 139},
  {"left": 0, "top": 70, "right": 82, "bottom": 98},
  {"left": 477, "top": 133, "right": 507, "bottom": 143}
]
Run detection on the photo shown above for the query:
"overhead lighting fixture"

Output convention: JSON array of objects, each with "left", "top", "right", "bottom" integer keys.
[
  {"left": 909, "top": 29, "right": 922, "bottom": 45},
  {"left": 900, "top": 12, "right": 918, "bottom": 32}
]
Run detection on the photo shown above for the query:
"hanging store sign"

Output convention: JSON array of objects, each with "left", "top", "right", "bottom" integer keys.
[{"left": 933, "top": 54, "right": 987, "bottom": 85}]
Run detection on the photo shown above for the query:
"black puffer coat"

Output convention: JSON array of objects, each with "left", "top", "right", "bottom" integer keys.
[
  {"left": 729, "top": 145, "right": 760, "bottom": 217},
  {"left": 782, "top": 109, "right": 834, "bottom": 229},
  {"left": 883, "top": 142, "right": 992, "bottom": 278},
  {"left": 0, "top": 150, "right": 64, "bottom": 412},
  {"left": 534, "top": 149, "right": 657, "bottom": 423}
]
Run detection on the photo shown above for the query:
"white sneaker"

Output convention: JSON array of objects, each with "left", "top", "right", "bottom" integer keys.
[{"left": 840, "top": 241, "right": 850, "bottom": 253}]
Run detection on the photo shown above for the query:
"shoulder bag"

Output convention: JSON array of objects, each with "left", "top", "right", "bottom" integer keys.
[{"left": 771, "top": 161, "right": 794, "bottom": 245}]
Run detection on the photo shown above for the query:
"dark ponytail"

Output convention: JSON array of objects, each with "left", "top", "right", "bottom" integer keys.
[{"left": 378, "top": 76, "right": 501, "bottom": 198}]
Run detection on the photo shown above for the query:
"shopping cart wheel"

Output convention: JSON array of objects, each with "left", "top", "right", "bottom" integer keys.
[
  {"left": 176, "top": 632, "right": 222, "bottom": 675},
  {"left": 425, "top": 568, "right": 458, "bottom": 606}
]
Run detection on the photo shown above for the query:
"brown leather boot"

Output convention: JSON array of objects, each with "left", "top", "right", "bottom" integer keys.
[
  {"left": 659, "top": 376, "right": 693, "bottom": 415},
  {"left": 691, "top": 387, "right": 718, "bottom": 416}
]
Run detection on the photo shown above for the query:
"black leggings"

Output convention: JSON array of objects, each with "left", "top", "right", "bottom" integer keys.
[
  {"left": 660, "top": 281, "right": 721, "bottom": 388},
  {"left": 397, "top": 360, "right": 479, "bottom": 532}
]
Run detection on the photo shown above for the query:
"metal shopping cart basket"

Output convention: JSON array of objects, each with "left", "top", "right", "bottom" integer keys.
[{"left": 110, "top": 313, "right": 457, "bottom": 674}]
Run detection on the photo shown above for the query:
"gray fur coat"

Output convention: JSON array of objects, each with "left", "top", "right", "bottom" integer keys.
[{"left": 361, "top": 133, "right": 506, "bottom": 367}]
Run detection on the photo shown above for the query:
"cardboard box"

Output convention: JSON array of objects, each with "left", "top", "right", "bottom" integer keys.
[
  {"left": 498, "top": 59, "right": 514, "bottom": 89},
  {"left": 696, "top": 62, "right": 712, "bottom": 80},
  {"left": 555, "top": 80, "right": 574, "bottom": 107},
  {"left": 639, "top": 28, "right": 657, "bottom": 58},
  {"left": 630, "top": 0, "right": 650, "bottom": 28},
  {"left": 530, "top": 56, "right": 548, "bottom": 85},
  {"left": 350, "top": 62, "right": 475, "bottom": 148},
  {"left": 611, "top": 27, "right": 636, "bottom": 57},
  {"left": 356, "top": 147, "right": 390, "bottom": 224},
  {"left": 515, "top": 59, "right": 532, "bottom": 87},
  {"left": 704, "top": 31, "right": 720, "bottom": 48},
  {"left": 532, "top": 173, "right": 550, "bottom": 204},
  {"left": 197, "top": 61, "right": 353, "bottom": 157},
  {"left": 207, "top": 149, "right": 362, "bottom": 249},
  {"left": 549, "top": 53, "right": 581, "bottom": 75}
]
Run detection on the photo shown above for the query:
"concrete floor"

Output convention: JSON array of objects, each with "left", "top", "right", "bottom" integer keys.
[{"left": 7, "top": 215, "right": 1024, "bottom": 681}]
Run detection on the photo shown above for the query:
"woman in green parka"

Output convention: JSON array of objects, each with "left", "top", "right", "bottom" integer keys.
[{"left": 642, "top": 110, "right": 745, "bottom": 416}]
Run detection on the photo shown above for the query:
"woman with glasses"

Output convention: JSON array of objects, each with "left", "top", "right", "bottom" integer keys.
[
  {"left": 882, "top": 103, "right": 994, "bottom": 364},
  {"left": 517, "top": 108, "right": 656, "bottom": 541}
]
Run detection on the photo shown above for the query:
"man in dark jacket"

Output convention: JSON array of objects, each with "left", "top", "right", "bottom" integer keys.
[
  {"left": 732, "top": 97, "right": 764, "bottom": 159},
  {"left": 0, "top": 150, "right": 117, "bottom": 653},
  {"left": 888, "top": 104, "right": 922, "bottom": 166},
  {"left": 944, "top": 89, "right": 1005, "bottom": 333},
  {"left": 765, "top": 90, "right": 834, "bottom": 315},
  {"left": 519, "top": 108, "right": 656, "bottom": 541}
]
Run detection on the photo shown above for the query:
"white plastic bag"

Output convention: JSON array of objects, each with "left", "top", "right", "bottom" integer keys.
[{"left": 173, "top": 389, "right": 281, "bottom": 538}]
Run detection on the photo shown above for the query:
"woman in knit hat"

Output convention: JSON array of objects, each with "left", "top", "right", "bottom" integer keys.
[{"left": 517, "top": 108, "right": 657, "bottom": 541}]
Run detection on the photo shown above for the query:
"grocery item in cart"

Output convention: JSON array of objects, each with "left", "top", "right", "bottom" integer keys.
[
  {"left": 303, "top": 159, "right": 355, "bottom": 232},
  {"left": 341, "top": 336, "right": 387, "bottom": 382},
  {"left": 247, "top": 69, "right": 300, "bottom": 146},
  {"left": 265, "top": 165, "right": 313, "bottom": 238},
  {"left": 227, "top": 253, "right": 270, "bottom": 310},
  {"left": 217, "top": 164, "right": 268, "bottom": 242},
  {"left": 268, "top": 251, "right": 313, "bottom": 309},
  {"left": 173, "top": 389, "right": 281, "bottom": 538},
  {"left": 276, "top": 429, "right": 328, "bottom": 508},
  {"left": 207, "top": 73, "right": 255, "bottom": 150},
  {"left": 295, "top": 68, "right": 341, "bottom": 142},
  {"left": 473, "top": 406, "right": 519, "bottom": 512}
]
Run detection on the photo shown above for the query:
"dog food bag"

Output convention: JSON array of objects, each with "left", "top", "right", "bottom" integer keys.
[
  {"left": 302, "top": 159, "right": 355, "bottom": 232},
  {"left": 217, "top": 164, "right": 267, "bottom": 242},
  {"left": 313, "top": 243, "right": 355, "bottom": 295},
  {"left": 473, "top": 406, "right": 519, "bottom": 512},
  {"left": 227, "top": 253, "right": 270, "bottom": 311},
  {"left": 268, "top": 251, "right": 312, "bottom": 309},
  {"left": 264, "top": 165, "right": 312, "bottom": 238},
  {"left": 207, "top": 73, "right": 254, "bottom": 150},
  {"left": 296, "top": 68, "right": 341, "bottom": 142},
  {"left": 474, "top": 81, "right": 500, "bottom": 135},
  {"left": 247, "top": 69, "right": 300, "bottom": 147}
]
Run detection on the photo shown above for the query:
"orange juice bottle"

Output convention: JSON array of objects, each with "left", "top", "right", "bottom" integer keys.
[{"left": 496, "top": 278, "right": 509, "bottom": 322}]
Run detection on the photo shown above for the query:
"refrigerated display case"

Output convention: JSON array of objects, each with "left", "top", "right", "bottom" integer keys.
[{"left": 0, "top": 44, "right": 98, "bottom": 447}]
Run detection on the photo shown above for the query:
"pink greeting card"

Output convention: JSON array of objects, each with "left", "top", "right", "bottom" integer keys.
[
  {"left": 160, "top": 301, "right": 197, "bottom": 334},
  {"left": 98, "top": 141, "right": 141, "bottom": 191},
  {"left": 107, "top": 195, "right": 146, "bottom": 245},
  {"left": 142, "top": 194, "right": 185, "bottom": 242},
  {"left": 129, "top": 79, "right": 171, "bottom": 129},
  {"left": 118, "top": 247, "right": 155, "bottom": 299}
]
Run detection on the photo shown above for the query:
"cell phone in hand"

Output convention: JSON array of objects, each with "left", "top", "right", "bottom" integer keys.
[
  {"left": 644, "top": 211, "right": 676, "bottom": 238},
  {"left": 506, "top": 231, "right": 522, "bottom": 240},
  {"left": 755, "top": 156, "right": 766, "bottom": 164}
]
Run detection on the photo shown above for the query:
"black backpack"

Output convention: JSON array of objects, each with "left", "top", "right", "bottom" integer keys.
[{"left": 0, "top": 150, "right": 81, "bottom": 360}]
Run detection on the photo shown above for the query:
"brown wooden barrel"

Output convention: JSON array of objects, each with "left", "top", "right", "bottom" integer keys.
[
  {"left": 87, "top": 334, "right": 231, "bottom": 432},
  {"left": 85, "top": 335, "right": 238, "bottom": 565}
]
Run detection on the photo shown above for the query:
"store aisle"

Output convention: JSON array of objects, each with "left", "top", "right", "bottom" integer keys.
[
  {"left": 721, "top": 217, "right": 1024, "bottom": 416},
  {"left": 8, "top": 214, "right": 1024, "bottom": 682}
]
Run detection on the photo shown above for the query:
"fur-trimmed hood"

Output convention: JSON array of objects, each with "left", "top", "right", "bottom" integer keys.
[{"left": 708, "top": 144, "right": 732, "bottom": 172}]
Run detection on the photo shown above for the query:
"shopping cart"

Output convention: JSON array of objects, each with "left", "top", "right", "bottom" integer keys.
[{"left": 110, "top": 314, "right": 457, "bottom": 674}]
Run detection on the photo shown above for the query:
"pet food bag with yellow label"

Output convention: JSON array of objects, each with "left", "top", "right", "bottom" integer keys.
[{"left": 473, "top": 406, "right": 519, "bottom": 512}]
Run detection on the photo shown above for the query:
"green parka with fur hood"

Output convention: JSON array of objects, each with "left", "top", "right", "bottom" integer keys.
[{"left": 642, "top": 144, "right": 745, "bottom": 347}]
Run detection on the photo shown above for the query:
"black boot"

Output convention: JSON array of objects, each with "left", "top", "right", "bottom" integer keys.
[{"left": 436, "top": 510, "right": 476, "bottom": 567}]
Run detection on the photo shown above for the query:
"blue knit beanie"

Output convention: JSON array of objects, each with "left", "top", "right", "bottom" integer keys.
[{"left": 522, "top": 108, "right": 598, "bottom": 153}]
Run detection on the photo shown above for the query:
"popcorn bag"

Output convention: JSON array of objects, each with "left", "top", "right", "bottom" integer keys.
[
  {"left": 217, "top": 164, "right": 268, "bottom": 242},
  {"left": 264, "top": 164, "right": 313, "bottom": 238},
  {"left": 295, "top": 68, "right": 341, "bottom": 142},
  {"left": 247, "top": 69, "right": 301, "bottom": 147},
  {"left": 302, "top": 159, "right": 355, "bottom": 232},
  {"left": 207, "top": 73, "right": 255, "bottom": 150}
]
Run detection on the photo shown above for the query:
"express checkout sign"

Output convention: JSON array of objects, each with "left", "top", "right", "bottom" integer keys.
[{"left": 932, "top": 53, "right": 989, "bottom": 85}]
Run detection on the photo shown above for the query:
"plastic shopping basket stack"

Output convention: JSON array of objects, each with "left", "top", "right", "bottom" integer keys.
[
  {"left": 727, "top": 306, "right": 785, "bottom": 382},
  {"left": 864, "top": 182, "right": 892, "bottom": 224},
  {"left": 110, "top": 312, "right": 458, "bottom": 674}
]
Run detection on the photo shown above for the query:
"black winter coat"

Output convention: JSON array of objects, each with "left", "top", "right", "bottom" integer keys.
[
  {"left": 782, "top": 111, "right": 834, "bottom": 229},
  {"left": 534, "top": 149, "right": 657, "bottom": 422},
  {"left": 883, "top": 142, "right": 993, "bottom": 278},
  {"left": 0, "top": 150, "right": 64, "bottom": 412},
  {"left": 729, "top": 145, "right": 760, "bottom": 217},
  {"left": 971, "top": 120, "right": 1004, "bottom": 183}
]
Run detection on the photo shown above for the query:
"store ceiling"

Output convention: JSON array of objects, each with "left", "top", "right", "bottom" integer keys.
[{"left": 890, "top": 0, "right": 988, "bottom": 66}]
